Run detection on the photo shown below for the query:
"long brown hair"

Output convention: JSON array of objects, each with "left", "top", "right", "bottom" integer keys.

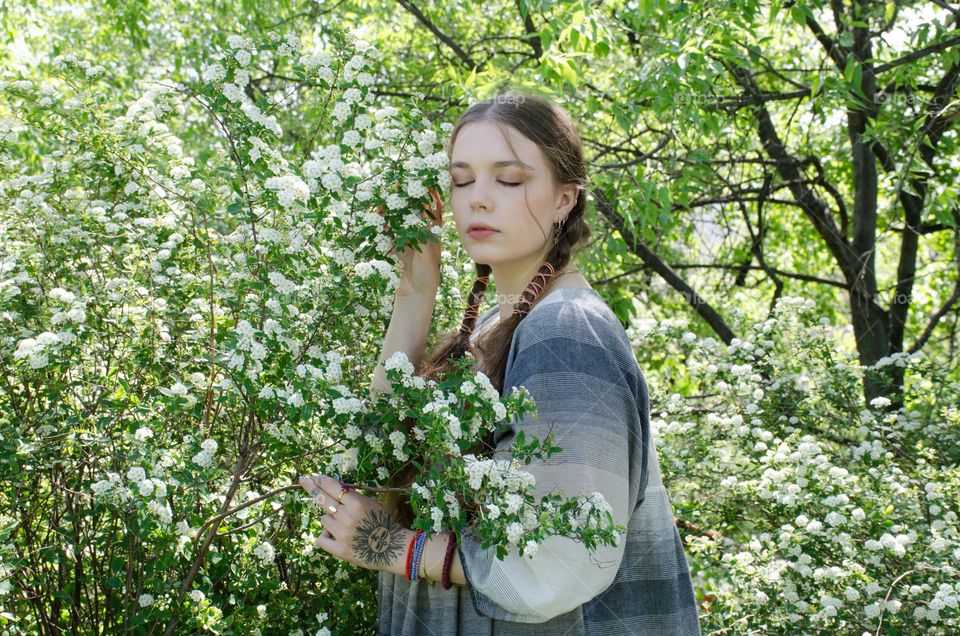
[{"left": 381, "top": 89, "right": 592, "bottom": 528}]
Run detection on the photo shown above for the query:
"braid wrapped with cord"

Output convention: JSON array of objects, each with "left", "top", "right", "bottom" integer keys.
[
  {"left": 512, "top": 260, "right": 560, "bottom": 318},
  {"left": 459, "top": 263, "right": 492, "bottom": 339}
]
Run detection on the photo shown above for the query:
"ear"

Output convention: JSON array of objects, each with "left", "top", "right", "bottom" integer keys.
[{"left": 553, "top": 182, "right": 579, "bottom": 224}]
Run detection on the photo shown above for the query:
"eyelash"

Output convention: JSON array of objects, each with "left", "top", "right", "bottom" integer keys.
[{"left": 453, "top": 180, "right": 521, "bottom": 188}]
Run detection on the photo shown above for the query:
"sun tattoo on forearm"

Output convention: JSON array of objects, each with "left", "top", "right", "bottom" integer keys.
[{"left": 351, "top": 509, "right": 407, "bottom": 568}]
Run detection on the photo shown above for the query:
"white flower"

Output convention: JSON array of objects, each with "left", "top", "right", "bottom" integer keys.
[
  {"left": 235, "top": 50, "right": 252, "bottom": 66},
  {"left": 148, "top": 499, "right": 173, "bottom": 525},
  {"left": 169, "top": 382, "right": 189, "bottom": 397},
  {"left": 14, "top": 338, "right": 40, "bottom": 360},
  {"left": 138, "top": 593, "right": 155, "bottom": 607},
  {"left": 505, "top": 522, "right": 523, "bottom": 545},
  {"left": 264, "top": 175, "right": 309, "bottom": 208},
  {"left": 504, "top": 493, "right": 523, "bottom": 515},
  {"left": 192, "top": 450, "right": 213, "bottom": 468},
  {"left": 201, "top": 438, "right": 218, "bottom": 453},
  {"left": 134, "top": 427, "right": 154, "bottom": 442},
  {"left": 522, "top": 540, "right": 539, "bottom": 558},
  {"left": 485, "top": 504, "right": 501, "bottom": 520},
  {"left": 253, "top": 541, "right": 275, "bottom": 566},
  {"left": 430, "top": 506, "right": 444, "bottom": 533},
  {"left": 384, "top": 351, "right": 415, "bottom": 376},
  {"left": 268, "top": 271, "right": 298, "bottom": 295},
  {"left": 138, "top": 479, "right": 155, "bottom": 497},
  {"left": 190, "top": 589, "right": 205, "bottom": 603},
  {"left": 201, "top": 63, "right": 226, "bottom": 83},
  {"left": 388, "top": 430, "right": 406, "bottom": 450},
  {"left": 126, "top": 466, "right": 146, "bottom": 483},
  {"left": 332, "top": 397, "right": 363, "bottom": 414},
  {"left": 447, "top": 415, "right": 462, "bottom": 440},
  {"left": 91, "top": 479, "right": 113, "bottom": 496}
]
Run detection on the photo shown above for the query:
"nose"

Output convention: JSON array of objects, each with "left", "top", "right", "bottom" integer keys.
[{"left": 469, "top": 178, "right": 491, "bottom": 211}]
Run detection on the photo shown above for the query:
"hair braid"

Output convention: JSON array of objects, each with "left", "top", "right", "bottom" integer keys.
[
  {"left": 460, "top": 263, "right": 492, "bottom": 339},
  {"left": 512, "top": 259, "right": 560, "bottom": 318}
]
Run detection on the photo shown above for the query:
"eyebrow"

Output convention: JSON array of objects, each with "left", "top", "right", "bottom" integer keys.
[{"left": 449, "top": 160, "right": 535, "bottom": 171}]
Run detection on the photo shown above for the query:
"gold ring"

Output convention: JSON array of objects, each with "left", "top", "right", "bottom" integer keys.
[
  {"left": 335, "top": 489, "right": 347, "bottom": 505},
  {"left": 327, "top": 504, "right": 338, "bottom": 514}
]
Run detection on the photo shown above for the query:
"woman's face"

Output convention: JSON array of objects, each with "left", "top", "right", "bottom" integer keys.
[{"left": 447, "top": 121, "right": 576, "bottom": 271}]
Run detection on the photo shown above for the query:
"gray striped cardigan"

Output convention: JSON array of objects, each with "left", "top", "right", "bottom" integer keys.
[{"left": 378, "top": 287, "right": 701, "bottom": 635}]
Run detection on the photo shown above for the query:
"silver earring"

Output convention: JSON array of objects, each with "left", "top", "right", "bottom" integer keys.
[{"left": 553, "top": 218, "right": 566, "bottom": 245}]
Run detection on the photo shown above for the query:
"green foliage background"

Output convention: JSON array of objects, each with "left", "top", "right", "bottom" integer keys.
[{"left": 1, "top": 0, "right": 959, "bottom": 634}]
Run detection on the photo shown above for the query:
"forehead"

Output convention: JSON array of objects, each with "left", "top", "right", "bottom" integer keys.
[{"left": 449, "top": 121, "right": 541, "bottom": 171}]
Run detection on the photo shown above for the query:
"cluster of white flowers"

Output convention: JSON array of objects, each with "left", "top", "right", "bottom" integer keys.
[
  {"left": 192, "top": 438, "right": 219, "bottom": 468},
  {"left": 505, "top": 521, "right": 524, "bottom": 545},
  {"left": 332, "top": 396, "right": 363, "bottom": 415},
  {"left": 383, "top": 351, "right": 415, "bottom": 377},
  {"left": 13, "top": 330, "right": 72, "bottom": 369},
  {"left": 253, "top": 541, "right": 275, "bottom": 566},
  {"left": 388, "top": 430, "right": 408, "bottom": 461},
  {"left": 266, "top": 271, "right": 298, "bottom": 295},
  {"left": 91, "top": 473, "right": 123, "bottom": 499},
  {"left": 463, "top": 454, "right": 536, "bottom": 492},
  {"left": 0, "top": 23, "right": 475, "bottom": 630},
  {"left": 575, "top": 491, "right": 615, "bottom": 528},
  {"left": 264, "top": 175, "right": 309, "bottom": 208}
]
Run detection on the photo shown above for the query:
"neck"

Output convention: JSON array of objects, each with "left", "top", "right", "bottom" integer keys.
[{"left": 488, "top": 255, "right": 575, "bottom": 322}]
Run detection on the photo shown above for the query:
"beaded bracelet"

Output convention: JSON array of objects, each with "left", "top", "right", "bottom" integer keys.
[
  {"left": 441, "top": 530, "right": 457, "bottom": 589},
  {"left": 404, "top": 530, "right": 420, "bottom": 582},
  {"left": 410, "top": 531, "right": 428, "bottom": 582}
]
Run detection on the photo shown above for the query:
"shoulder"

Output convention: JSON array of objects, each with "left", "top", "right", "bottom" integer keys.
[
  {"left": 509, "top": 290, "right": 638, "bottom": 379},
  {"left": 518, "top": 289, "right": 628, "bottom": 349}
]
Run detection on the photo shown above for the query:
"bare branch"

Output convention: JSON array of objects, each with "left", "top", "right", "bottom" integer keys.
[
  {"left": 875, "top": 34, "right": 960, "bottom": 73},
  {"left": 597, "top": 134, "right": 673, "bottom": 169},
  {"left": 396, "top": 0, "right": 479, "bottom": 70},
  {"left": 591, "top": 189, "right": 738, "bottom": 343},
  {"left": 515, "top": 0, "right": 544, "bottom": 60}
]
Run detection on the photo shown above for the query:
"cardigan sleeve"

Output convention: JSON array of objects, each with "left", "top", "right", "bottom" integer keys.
[{"left": 456, "top": 300, "right": 642, "bottom": 623}]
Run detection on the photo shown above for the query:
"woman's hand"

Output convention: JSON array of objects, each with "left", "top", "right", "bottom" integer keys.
[
  {"left": 299, "top": 474, "right": 413, "bottom": 575},
  {"left": 377, "top": 188, "right": 444, "bottom": 298}
]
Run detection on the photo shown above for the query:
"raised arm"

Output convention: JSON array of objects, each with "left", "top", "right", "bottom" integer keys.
[
  {"left": 369, "top": 291, "right": 437, "bottom": 399},
  {"left": 369, "top": 188, "right": 444, "bottom": 400}
]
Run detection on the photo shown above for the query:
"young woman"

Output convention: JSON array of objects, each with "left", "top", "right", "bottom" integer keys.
[{"left": 299, "top": 91, "right": 701, "bottom": 635}]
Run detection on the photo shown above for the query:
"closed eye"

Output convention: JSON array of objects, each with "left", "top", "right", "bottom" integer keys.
[{"left": 453, "top": 180, "right": 522, "bottom": 188}]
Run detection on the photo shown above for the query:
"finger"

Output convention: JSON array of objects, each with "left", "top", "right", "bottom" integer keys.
[
  {"left": 298, "top": 476, "right": 326, "bottom": 505},
  {"left": 421, "top": 188, "right": 443, "bottom": 226},
  {"left": 318, "top": 512, "right": 347, "bottom": 536},
  {"left": 313, "top": 474, "right": 353, "bottom": 507},
  {"left": 315, "top": 529, "right": 345, "bottom": 558}
]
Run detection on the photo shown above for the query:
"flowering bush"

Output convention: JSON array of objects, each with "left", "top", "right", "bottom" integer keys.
[
  {"left": 0, "top": 26, "right": 620, "bottom": 635},
  {"left": 633, "top": 296, "right": 960, "bottom": 634}
]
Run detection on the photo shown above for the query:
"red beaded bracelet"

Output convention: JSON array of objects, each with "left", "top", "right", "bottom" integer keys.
[
  {"left": 441, "top": 530, "right": 457, "bottom": 589},
  {"left": 404, "top": 531, "right": 420, "bottom": 582}
]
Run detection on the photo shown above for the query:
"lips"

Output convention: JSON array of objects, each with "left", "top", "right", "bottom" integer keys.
[{"left": 467, "top": 223, "right": 499, "bottom": 233}]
